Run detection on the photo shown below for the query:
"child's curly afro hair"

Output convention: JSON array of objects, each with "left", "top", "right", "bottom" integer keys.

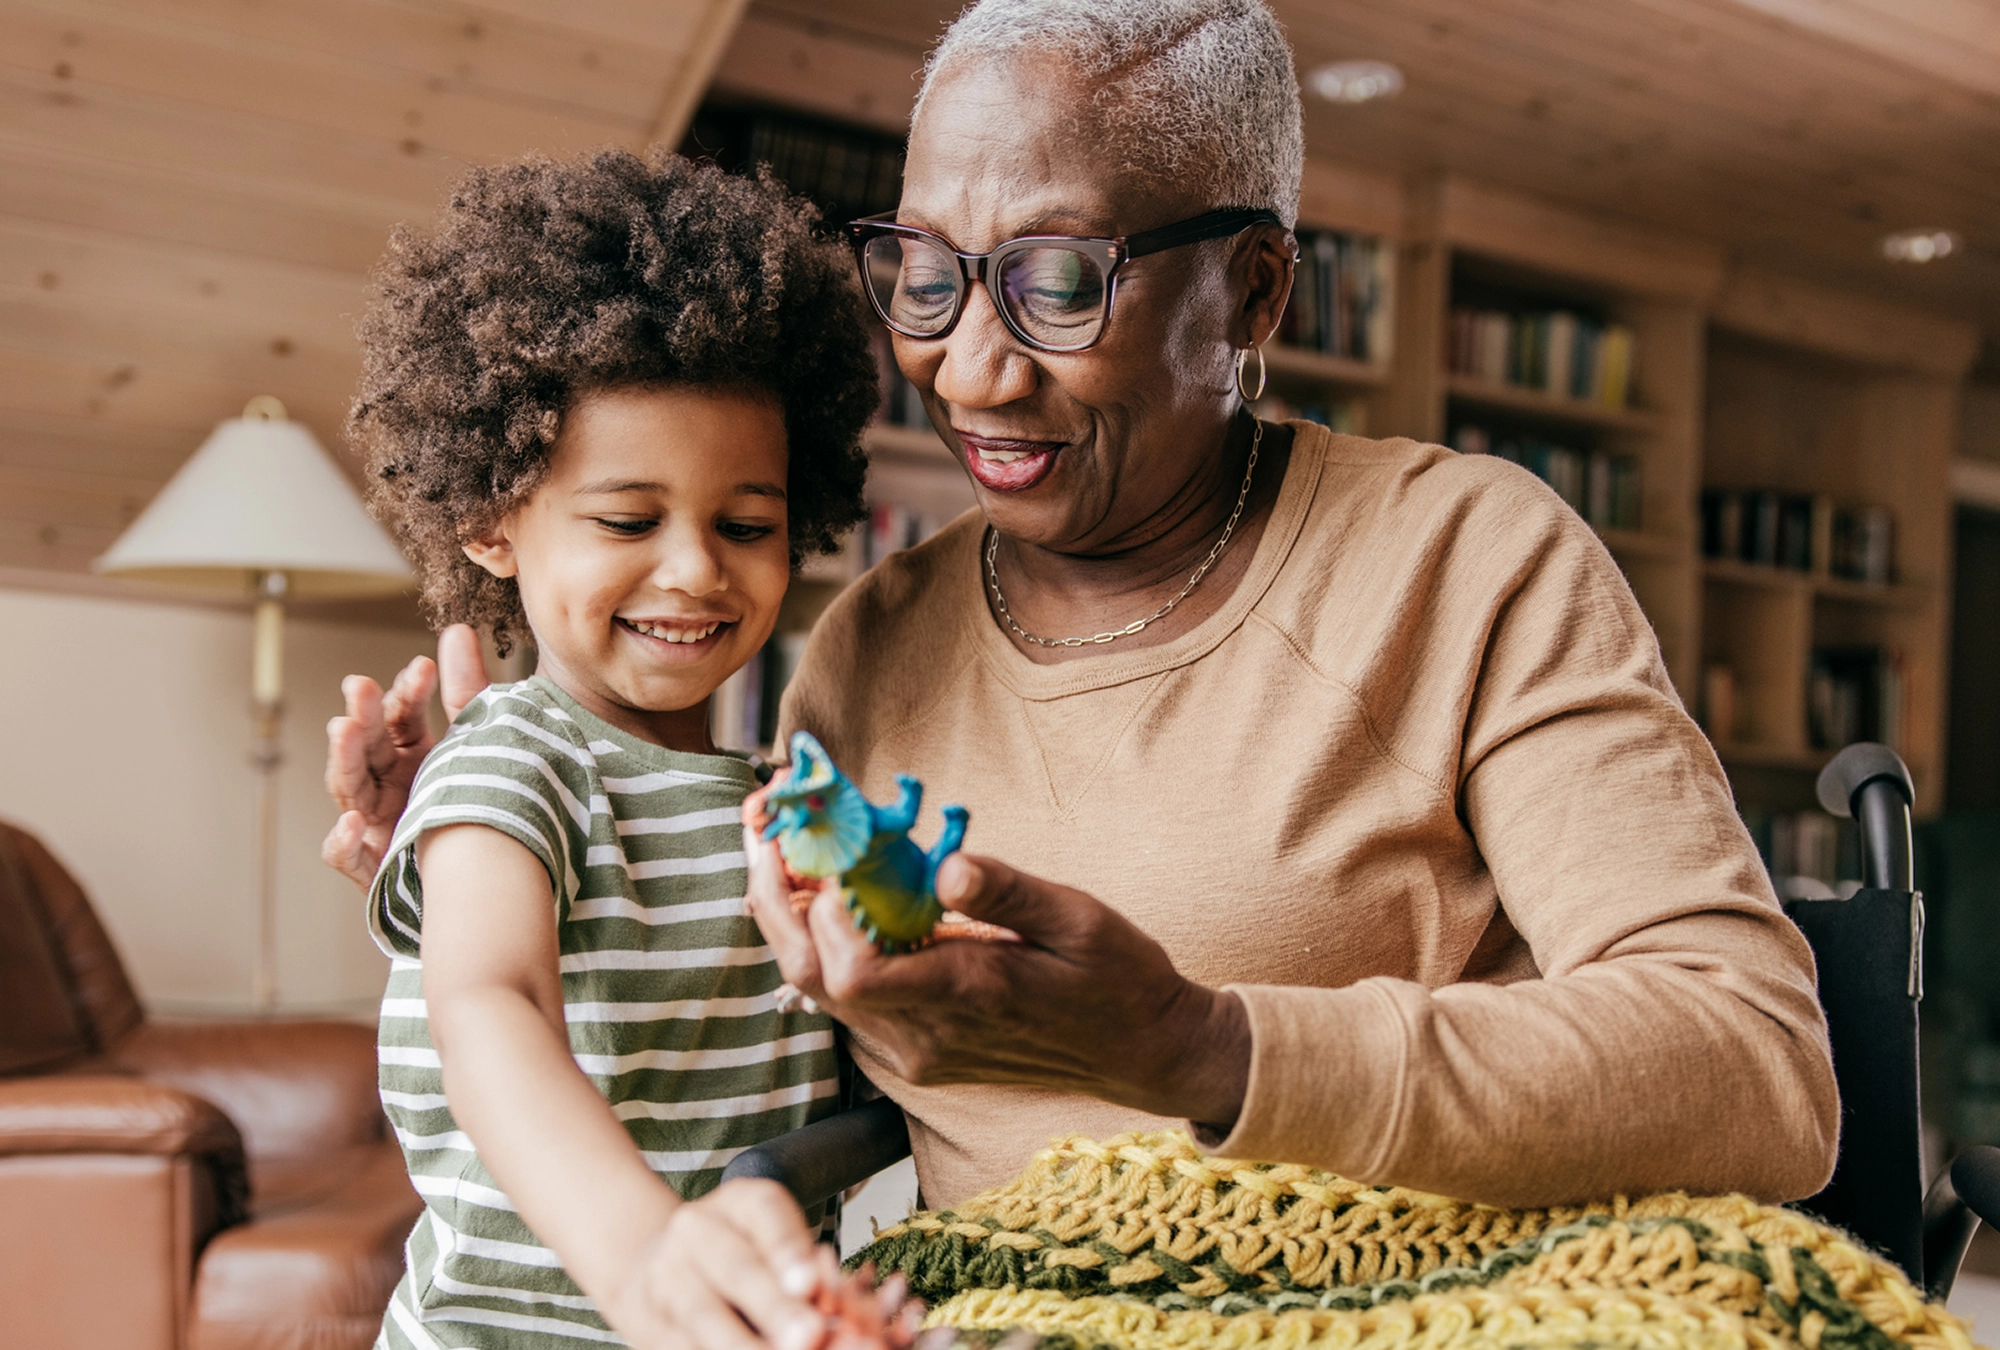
[{"left": 351, "top": 148, "right": 876, "bottom": 650}]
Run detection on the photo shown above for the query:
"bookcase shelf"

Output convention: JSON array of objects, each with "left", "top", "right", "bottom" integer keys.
[
  {"left": 1715, "top": 742, "right": 1832, "bottom": 773},
  {"left": 1265, "top": 346, "right": 1389, "bottom": 387},
  {"left": 1596, "top": 527, "right": 1681, "bottom": 561},
  {"left": 1701, "top": 558, "right": 1929, "bottom": 610},
  {"left": 1444, "top": 373, "right": 1660, "bottom": 433}
]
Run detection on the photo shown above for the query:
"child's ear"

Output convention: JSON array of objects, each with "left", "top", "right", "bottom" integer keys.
[{"left": 462, "top": 527, "right": 518, "bottom": 579}]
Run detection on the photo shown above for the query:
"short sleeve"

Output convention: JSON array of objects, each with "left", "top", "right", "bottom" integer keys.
[{"left": 366, "top": 684, "right": 593, "bottom": 960}]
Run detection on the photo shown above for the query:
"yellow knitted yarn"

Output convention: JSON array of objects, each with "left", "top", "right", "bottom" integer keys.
[{"left": 848, "top": 1133, "right": 1984, "bottom": 1350}]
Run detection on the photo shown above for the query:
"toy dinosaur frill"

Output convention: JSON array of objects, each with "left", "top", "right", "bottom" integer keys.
[{"left": 758, "top": 731, "right": 969, "bottom": 953}]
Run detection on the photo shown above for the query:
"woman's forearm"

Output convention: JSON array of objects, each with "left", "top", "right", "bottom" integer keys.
[
  {"left": 1207, "top": 928, "right": 1838, "bottom": 1205},
  {"left": 433, "top": 984, "right": 676, "bottom": 1305}
]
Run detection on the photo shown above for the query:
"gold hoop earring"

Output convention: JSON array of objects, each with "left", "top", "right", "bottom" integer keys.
[{"left": 1235, "top": 344, "right": 1267, "bottom": 403}]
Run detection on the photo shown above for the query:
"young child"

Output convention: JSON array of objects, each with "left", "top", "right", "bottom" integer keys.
[{"left": 351, "top": 149, "right": 889, "bottom": 1350}]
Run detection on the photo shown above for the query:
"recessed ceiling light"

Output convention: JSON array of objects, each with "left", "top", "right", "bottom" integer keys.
[
  {"left": 1307, "top": 60, "right": 1405, "bottom": 105},
  {"left": 1881, "top": 229, "right": 1960, "bottom": 263}
]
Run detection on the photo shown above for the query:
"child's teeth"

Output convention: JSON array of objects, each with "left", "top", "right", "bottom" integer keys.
[
  {"left": 977, "top": 448, "right": 1028, "bottom": 464},
  {"left": 631, "top": 620, "right": 719, "bottom": 643}
]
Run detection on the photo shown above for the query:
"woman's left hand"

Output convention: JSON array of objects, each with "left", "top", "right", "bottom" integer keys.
[{"left": 744, "top": 830, "right": 1251, "bottom": 1129}]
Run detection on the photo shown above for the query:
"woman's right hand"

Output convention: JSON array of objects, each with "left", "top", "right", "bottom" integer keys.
[{"left": 321, "top": 623, "right": 492, "bottom": 886}]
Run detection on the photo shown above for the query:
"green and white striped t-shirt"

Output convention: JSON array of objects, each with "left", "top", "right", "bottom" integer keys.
[{"left": 367, "top": 676, "right": 839, "bottom": 1350}]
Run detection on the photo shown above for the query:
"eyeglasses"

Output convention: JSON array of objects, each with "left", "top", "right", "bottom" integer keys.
[{"left": 847, "top": 207, "right": 1284, "bottom": 354}]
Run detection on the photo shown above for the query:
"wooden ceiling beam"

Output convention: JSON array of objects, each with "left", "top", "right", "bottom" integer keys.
[
  {"left": 1713, "top": 264, "right": 1982, "bottom": 375},
  {"left": 1435, "top": 175, "right": 1726, "bottom": 299}
]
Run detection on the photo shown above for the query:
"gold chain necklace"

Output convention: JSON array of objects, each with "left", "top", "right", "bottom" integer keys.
[{"left": 983, "top": 419, "right": 1263, "bottom": 649}]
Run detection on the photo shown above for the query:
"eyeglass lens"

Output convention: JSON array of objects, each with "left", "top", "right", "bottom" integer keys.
[{"left": 861, "top": 234, "right": 1109, "bottom": 350}]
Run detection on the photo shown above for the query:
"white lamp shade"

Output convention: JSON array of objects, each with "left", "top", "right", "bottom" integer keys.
[{"left": 96, "top": 413, "right": 411, "bottom": 597}]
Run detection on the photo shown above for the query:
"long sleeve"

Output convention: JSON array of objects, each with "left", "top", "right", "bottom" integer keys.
[{"left": 1206, "top": 461, "right": 1839, "bottom": 1205}]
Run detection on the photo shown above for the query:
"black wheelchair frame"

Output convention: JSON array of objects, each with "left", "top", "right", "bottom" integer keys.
[{"left": 724, "top": 742, "right": 2000, "bottom": 1299}]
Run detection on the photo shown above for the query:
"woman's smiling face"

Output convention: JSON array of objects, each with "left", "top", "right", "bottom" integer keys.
[
  {"left": 895, "top": 53, "right": 1280, "bottom": 557},
  {"left": 462, "top": 385, "right": 791, "bottom": 748}
]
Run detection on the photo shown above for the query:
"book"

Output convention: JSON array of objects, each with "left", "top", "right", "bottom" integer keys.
[
  {"left": 1701, "top": 488, "right": 1895, "bottom": 581},
  {"left": 1809, "top": 645, "right": 1906, "bottom": 752},
  {"left": 1595, "top": 325, "right": 1635, "bottom": 408},
  {"left": 1741, "top": 807, "right": 1859, "bottom": 897},
  {"left": 1284, "top": 228, "right": 1393, "bottom": 362},
  {"left": 1453, "top": 422, "right": 1640, "bottom": 530},
  {"left": 1544, "top": 312, "right": 1578, "bottom": 399}
]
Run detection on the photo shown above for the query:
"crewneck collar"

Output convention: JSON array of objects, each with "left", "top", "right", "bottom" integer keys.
[{"left": 959, "top": 421, "right": 1327, "bottom": 701}]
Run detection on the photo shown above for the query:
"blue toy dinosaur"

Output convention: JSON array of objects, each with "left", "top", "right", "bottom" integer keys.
[{"left": 760, "top": 730, "right": 969, "bottom": 953}]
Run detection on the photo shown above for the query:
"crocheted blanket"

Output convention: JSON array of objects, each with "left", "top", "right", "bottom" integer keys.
[{"left": 850, "top": 1133, "right": 1984, "bottom": 1350}]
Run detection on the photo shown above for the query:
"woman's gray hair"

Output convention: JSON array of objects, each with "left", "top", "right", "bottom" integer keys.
[{"left": 915, "top": 0, "right": 1304, "bottom": 227}]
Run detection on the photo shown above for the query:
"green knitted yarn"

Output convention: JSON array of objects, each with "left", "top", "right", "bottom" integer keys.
[{"left": 847, "top": 1133, "right": 1981, "bottom": 1350}]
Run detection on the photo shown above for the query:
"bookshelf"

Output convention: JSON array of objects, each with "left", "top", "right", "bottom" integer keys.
[
  {"left": 1697, "top": 272, "right": 1976, "bottom": 814},
  {"left": 1370, "top": 177, "right": 1715, "bottom": 699},
  {"left": 682, "top": 91, "right": 1979, "bottom": 825}
]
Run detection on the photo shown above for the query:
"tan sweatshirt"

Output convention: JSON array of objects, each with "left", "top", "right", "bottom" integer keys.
[{"left": 779, "top": 423, "right": 1838, "bottom": 1210}]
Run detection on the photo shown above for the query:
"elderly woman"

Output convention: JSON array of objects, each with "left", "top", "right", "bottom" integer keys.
[{"left": 327, "top": 0, "right": 1835, "bottom": 1333}]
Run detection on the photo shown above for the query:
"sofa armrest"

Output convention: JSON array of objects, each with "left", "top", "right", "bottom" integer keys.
[
  {"left": 0, "top": 1075, "right": 240, "bottom": 1157},
  {"left": 0, "top": 1075, "right": 248, "bottom": 1228},
  {"left": 109, "top": 1019, "right": 385, "bottom": 1162}
]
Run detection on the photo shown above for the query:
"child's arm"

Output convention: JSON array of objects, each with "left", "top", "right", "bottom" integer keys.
[{"left": 418, "top": 823, "right": 827, "bottom": 1350}]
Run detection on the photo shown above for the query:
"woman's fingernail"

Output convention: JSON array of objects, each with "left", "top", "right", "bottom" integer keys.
[
  {"left": 940, "top": 856, "right": 980, "bottom": 902},
  {"left": 779, "top": 1261, "right": 817, "bottom": 1297}
]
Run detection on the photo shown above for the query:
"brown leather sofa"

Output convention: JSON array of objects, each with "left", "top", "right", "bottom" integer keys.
[{"left": 0, "top": 820, "right": 421, "bottom": 1350}]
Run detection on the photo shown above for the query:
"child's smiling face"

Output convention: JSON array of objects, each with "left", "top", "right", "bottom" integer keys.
[{"left": 463, "top": 385, "right": 793, "bottom": 751}]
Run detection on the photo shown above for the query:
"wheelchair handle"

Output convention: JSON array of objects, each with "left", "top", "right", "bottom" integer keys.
[{"left": 1815, "top": 743, "right": 1914, "bottom": 893}]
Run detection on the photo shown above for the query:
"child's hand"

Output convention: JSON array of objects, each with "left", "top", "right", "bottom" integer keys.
[{"left": 601, "top": 1177, "right": 834, "bottom": 1350}]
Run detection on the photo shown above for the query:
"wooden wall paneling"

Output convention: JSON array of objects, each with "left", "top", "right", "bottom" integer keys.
[
  {"left": 0, "top": 278, "right": 358, "bottom": 376},
  {"left": 647, "top": 0, "right": 751, "bottom": 146},
  {"left": 1317, "top": 0, "right": 2000, "bottom": 206},
  {"left": 0, "top": 410, "right": 195, "bottom": 480},
  {"left": 1710, "top": 0, "right": 2000, "bottom": 100},
  {"left": 459, "top": 0, "right": 711, "bottom": 54},
  {"left": 0, "top": 217, "right": 365, "bottom": 330},
  {"left": 1622, "top": 296, "right": 1705, "bottom": 695},
  {"left": 59, "top": 0, "right": 677, "bottom": 125},
  {"left": 1366, "top": 244, "right": 1447, "bottom": 443},
  {"left": 0, "top": 345, "right": 352, "bottom": 448},
  {"left": 756, "top": 0, "right": 2000, "bottom": 328},
  {"left": 1712, "top": 266, "right": 1981, "bottom": 378},
  {"left": 0, "top": 144, "right": 400, "bottom": 272},
  {"left": 0, "top": 65, "right": 456, "bottom": 216},
  {"left": 1296, "top": 156, "right": 1406, "bottom": 239},
  {"left": 0, "top": 4, "right": 642, "bottom": 164},
  {"left": 1438, "top": 176, "right": 1725, "bottom": 302},
  {"left": 0, "top": 0, "right": 755, "bottom": 597},
  {"left": 708, "top": 9, "right": 923, "bottom": 135},
  {"left": 1703, "top": 579, "right": 1813, "bottom": 754},
  {"left": 1272, "top": 0, "right": 2000, "bottom": 327},
  {"left": 1852, "top": 376, "right": 1957, "bottom": 802}
]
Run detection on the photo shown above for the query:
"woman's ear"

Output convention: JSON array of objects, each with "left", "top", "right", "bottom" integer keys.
[
  {"left": 462, "top": 525, "right": 519, "bottom": 579},
  {"left": 1233, "top": 225, "right": 1298, "bottom": 349}
]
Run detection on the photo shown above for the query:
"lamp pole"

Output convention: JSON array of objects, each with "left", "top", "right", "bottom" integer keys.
[
  {"left": 250, "top": 567, "right": 287, "bottom": 1014},
  {"left": 94, "top": 390, "right": 413, "bottom": 1014}
]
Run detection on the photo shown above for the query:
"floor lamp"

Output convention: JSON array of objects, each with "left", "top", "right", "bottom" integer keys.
[{"left": 96, "top": 396, "right": 411, "bottom": 1012}]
